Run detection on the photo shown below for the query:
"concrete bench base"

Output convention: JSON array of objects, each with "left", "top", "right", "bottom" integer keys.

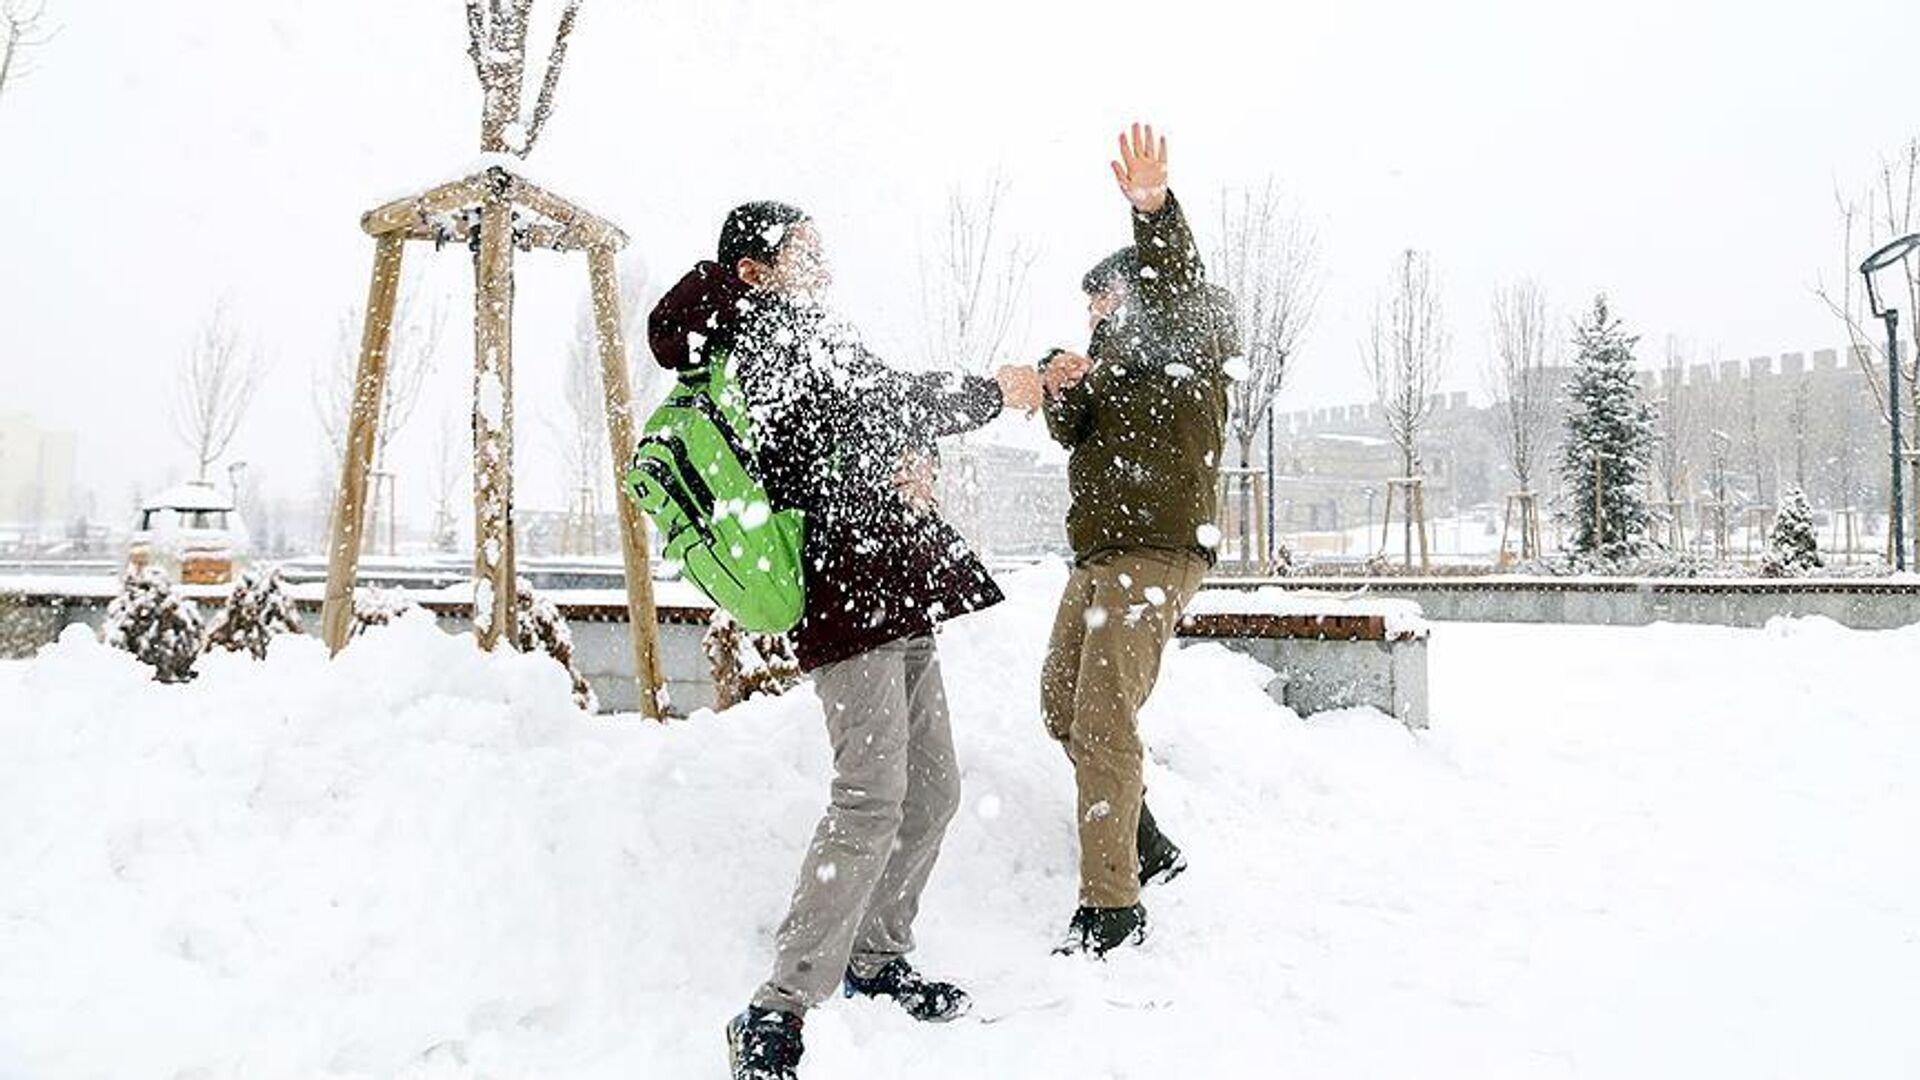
[
  {"left": 1177, "top": 609, "right": 1431, "bottom": 729},
  {"left": 1194, "top": 635, "right": 1430, "bottom": 729}
]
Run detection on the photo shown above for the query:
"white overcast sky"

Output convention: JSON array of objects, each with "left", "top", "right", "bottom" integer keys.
[{"left": 3, "top": 0, "right": 1919, "bottom": 516}]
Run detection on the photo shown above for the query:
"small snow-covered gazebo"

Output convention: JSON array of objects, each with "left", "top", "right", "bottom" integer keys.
[{"left": 318, "top": 0, "right": 666, "bottom": 717}]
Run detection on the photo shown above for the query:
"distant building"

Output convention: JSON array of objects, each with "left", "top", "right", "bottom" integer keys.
[
  {"left": 0, "top": 413, "right": 78, "bottom": 542},
  {"left": 937, "top": 440, "right": 1070, "bottom": 560}
]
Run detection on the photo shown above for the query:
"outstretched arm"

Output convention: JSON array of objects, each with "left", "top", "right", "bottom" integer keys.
[{"left": 1111, "top": 123, "right": 1205, "bottom": 315}]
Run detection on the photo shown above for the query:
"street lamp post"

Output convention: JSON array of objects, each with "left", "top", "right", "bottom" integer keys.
[{"left": 1859, "top": 232, "right": 1920, "bottom": 571}]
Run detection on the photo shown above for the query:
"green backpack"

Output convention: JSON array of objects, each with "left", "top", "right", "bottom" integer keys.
[{"left": 623, "top": 355, "right": 807, "bottom": 633}]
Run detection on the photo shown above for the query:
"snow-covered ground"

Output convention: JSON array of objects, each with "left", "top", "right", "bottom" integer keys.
[{"left": 2, "top": 564, "right": 1916, "bottom": 1079}]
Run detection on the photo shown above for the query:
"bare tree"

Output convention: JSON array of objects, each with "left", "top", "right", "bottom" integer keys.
[
  {"left": 919, "top": 176, "right": 1033, "bottom": 548},
  {"left": 920, "top": 174, "right": 1034, "bottom": 374},
  {"left": 1652, "top": 336, "right": 1698, "bottom": 548},
  {"left": 1485, "top": 280, "right": 1556, "bottom": 493},
  {"left": 1817, "top": 137, "right": 1920, "bottom": 563},
  {"left": 174, "top": 308, "right": 262, "bottom": 482},
  {"left": 464, "top": 0, "right": 583, "bottom": 156},
  {"left": 551, "top": 255, "right": 657, "bottom": 555},
  {"left": 430, "top": 408, "right": 465, "bottom": 554},
  {"left": 1213, "top": 181, "right": 1320, "bottom": 563},
  {"left": 0, "top": 0, "right": 54, "bottom": 103},
  {"left": 1363, "top": 250, "right": 1448, "bottom": 565},
  {"left": 315, "top": 284, "right": 447, "bottom": 553}
]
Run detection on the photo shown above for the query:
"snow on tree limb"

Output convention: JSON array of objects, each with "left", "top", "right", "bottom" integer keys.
[
  {"left": 464, "top": 0, "right": 579, "bottom": 157},
  {"left": 0, "top": 0, "right": 55, "bottom": 102}
]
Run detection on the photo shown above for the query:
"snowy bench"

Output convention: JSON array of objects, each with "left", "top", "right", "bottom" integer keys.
[{"left": 1178, "top": 589, "right": 1431, "bottom": 729}]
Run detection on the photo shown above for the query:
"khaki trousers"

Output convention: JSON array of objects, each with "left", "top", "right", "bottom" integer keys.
[{"left": 1040, "top": 548, "right": 1207, "bottom": 908}]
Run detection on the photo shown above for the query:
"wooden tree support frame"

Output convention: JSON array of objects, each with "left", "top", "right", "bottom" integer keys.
[
  {"left": 319, "top": 164, "right": 667, "bottom": 720},
  {"left": 1216, "top": 467, "right": 1271, "bottom": 576},
  {"left": 1498, "top": 490, "right": 1544, "bottom": 567},
  {"left": 1379, "top": 476, "right": 1431, "bottom": 571}
]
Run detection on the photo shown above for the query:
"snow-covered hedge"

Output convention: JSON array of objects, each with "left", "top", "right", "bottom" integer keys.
[
  {"left": 100, "top": 568, "right": 203, "bottom": 683},
  {"left": 204, "top": 566, "right": 304, "bottom": 660}
]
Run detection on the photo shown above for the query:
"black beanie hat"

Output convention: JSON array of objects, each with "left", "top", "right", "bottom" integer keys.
[
  {"left": 718, "top": 201, "right": 811, "bottom": 268},
  {"left": 1082, "top": 246, "right": 1140, "bottom": 295}
]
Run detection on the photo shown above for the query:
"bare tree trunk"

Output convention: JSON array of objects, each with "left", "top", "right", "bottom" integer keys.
[{"left": 465, "top": 0, "right": 582, "bottom": 157}]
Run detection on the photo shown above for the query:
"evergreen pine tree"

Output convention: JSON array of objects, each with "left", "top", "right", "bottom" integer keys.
[
  {"left": 1762, "top": 486, "right": 1822, "bottom": 577},
  {"left": 1557, "top": 295, "right": 1656, "bottom": 563}
]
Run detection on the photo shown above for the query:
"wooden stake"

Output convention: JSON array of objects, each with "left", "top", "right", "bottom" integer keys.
[
  {"left": 320, "top": 233, "right": 406, "bottom": 654},
  {"left": 1413, "top": 478, "right": 1430, "bottom": 571},
  {"left": 587, "top": 245, "right": 668, "bottom": 719},
  {"left": 472, "top": 192, "right": 518, "bottom": 650}
]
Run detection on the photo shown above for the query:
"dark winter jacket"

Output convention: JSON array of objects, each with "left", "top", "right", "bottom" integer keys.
[
  {"left": 1045, "top": 193, "right": 1237, "bottom": 566},
  {"left": 649, "top": 263, "right": 1006, "bottom": 671}
]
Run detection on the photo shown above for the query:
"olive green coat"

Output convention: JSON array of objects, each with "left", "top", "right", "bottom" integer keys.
[{"left": 1045, "top": 193, "right": 1238, "bottom": 566}]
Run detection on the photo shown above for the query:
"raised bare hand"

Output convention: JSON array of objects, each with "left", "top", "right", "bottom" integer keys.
[{"left": 1110, "top": 122, "right": 1170, "bottom": 213}]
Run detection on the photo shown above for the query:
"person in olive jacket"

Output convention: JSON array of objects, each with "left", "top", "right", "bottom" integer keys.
[
  {"left": 648, "top": 202, "right": 1045, "bottom": 1080},
  {"left": 1038, "top": 124, "right": 1239, "bottom": 958}
]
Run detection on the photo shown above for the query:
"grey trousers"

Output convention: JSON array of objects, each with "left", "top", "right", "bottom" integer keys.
[{"left": 752, "top": 634, "right": 962, "bottom": 1015}]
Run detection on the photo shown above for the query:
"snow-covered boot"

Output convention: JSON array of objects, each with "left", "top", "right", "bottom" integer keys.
[
  {"left": 726, "top": 1005, "right": 804, "bottom": 1080},
  {"left": 1052, "top": 903, "right": 1148, "bottom": 958},
  {"left": 1137, "top": 802, "right": 1188, "bottom": 888},
  {"left": 843, "top": 957, "right": 972, "bottom": 1022}
]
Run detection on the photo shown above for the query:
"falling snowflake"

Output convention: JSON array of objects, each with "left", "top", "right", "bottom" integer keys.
[
  {"left": 975, "top": 794, "right": 1003, "bottom": 821},
  {"left": 1196, "top": 523, "right": 1222, "bottom": 549}
]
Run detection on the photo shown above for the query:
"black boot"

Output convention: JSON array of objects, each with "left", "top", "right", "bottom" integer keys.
[
  {"left": 1052, "top": 903, "right": 1149, "bottom": 958},
  {"left": 1137, "top": 802, "right": 1188, "bottom": 888},
  {"left": 843, "top": 957, "right": 972, "bottom": 1022},
  {"left": 726, "top": 1005, "right": 804, "bottom": 1080}
]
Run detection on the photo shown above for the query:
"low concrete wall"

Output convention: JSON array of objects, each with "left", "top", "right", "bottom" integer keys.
[
  {"left": 2, "top": 589, "right": 1432, "bottom": 726},
  {"left": 1221, "top": 578, "right": 1920, "bottom": 631}
]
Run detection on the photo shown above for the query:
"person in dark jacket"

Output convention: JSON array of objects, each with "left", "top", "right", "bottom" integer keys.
[
  {"left": 1037, "top": 125, "right": 1238, "bottom": 958},
  {"left": 648, "top": 201, "right": 1043, "bottom": 1080}
]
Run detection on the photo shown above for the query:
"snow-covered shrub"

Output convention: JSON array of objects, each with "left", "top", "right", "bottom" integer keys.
[
  {"left": 1268, "top": 539, "right": 1297, "bottom": 577},
  {"left": 101, "top": 568, "right": 203, "bottom": 683},
  {"left": 703, "top": 609, "right": 802, "bottom": 711},
  {"left": 351, "top": 587, "right": 420, "bottom": 638},
  {"left": 513, "top": 579, "right": 597, "bottom": 712},
  {"left": 1762, "top": 488, "right": 1823, "bottom": 578},
  {"left": 204, "top": 565, "right": 304, "bottom": 659}
]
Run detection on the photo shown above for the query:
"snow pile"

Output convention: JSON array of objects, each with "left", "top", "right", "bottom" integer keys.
[{"left": 3, "top": 567, "right": 1918, "bottom": 1078}]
